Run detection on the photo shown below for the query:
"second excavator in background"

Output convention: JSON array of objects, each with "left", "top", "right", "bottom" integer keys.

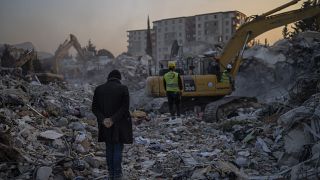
[{"left": 35, "top": 34, "right": 86, "bottom": 82}]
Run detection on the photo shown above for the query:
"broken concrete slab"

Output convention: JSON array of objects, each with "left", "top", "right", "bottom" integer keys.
[
  {"left": 278, "top": 106, "right": 313, "bottom": 129},
  {"left": 284, "top": 127, "right": 311, "bottom": 154},
  {"left": 39, "top": 130, "right": 64, "bottom": 140},
  {"left": 36, "top": 166, "right": 52, "bottom": 180}
]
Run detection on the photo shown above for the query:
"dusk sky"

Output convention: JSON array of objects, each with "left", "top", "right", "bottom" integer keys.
[{"left": 0, "top": 0, "right": 302, "bottom": 56}]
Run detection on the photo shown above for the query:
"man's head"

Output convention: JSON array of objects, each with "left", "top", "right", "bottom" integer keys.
[
  {"left": 108, "top": 69, "right": 122, "bottom": 80},
  {"left": 168, "top": 61, "right": 176, "bottom": 71}
]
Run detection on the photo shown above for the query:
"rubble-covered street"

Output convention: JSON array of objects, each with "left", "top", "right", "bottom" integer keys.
[{"left": 0, "top": 32, "right": 320, "bottom": 179}]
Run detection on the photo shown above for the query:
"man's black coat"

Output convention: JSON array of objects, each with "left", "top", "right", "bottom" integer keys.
[{"left": 92, "top": 79, "right": 133, "bottom": 144}]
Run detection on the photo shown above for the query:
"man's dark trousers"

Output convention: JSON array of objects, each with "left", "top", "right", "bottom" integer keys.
[
  {"left": 106, "top": 143, "right": 124, "bottom": 179},
  {"left": 167, "top": 92, "right": 181, "bottom": 117}
]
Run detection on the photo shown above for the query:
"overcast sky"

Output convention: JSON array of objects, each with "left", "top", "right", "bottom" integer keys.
[{"left": 0, "top": 0, "right": 302, "bottom": 56}]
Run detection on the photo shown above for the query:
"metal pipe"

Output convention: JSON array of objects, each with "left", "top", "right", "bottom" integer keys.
[
  {"left": 261, "top": 0, "right": 301, "bottom": 17},
  {"left": 240, "top": 32, "right": 251, "bottom": 58}
]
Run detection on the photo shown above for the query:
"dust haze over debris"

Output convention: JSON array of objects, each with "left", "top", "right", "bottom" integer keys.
[{"left": 1, "top": 31, "right": 320, "bottom": 179}]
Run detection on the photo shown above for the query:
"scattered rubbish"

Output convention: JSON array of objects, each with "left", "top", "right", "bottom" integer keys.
[{"left": 1, "top": 32, "right": 320, "bottom": 179}]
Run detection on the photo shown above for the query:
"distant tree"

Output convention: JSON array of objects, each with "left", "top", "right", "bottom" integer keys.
[
  {"left": 145, "top": 15, "right": 153, "bottom": 57},
  {"left": 291, "top": 0, "right": 320, "bottom": 36},
  {"left": 282, "top": 24, "right": 290, "bottom": 39},
  {"left": 97, "top": 49, "right": 115, "bottom": 58}
]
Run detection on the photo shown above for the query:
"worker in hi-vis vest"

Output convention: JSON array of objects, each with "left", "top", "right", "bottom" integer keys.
[
  {"left": 220, "top": 64, "right": 232, "bottom": 83},
  {"left": 220, "top": 64, "right": 235, "bottom": 90},
  {"left": 163, "top": 61, "right": 183, "bottom": 120}
]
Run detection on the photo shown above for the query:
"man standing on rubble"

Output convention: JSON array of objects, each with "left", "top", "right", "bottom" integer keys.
[
  {"left": 163, "top": 61, "right": 183, "bottom": 120},
  {"left": 92, "top": 69, "right": 133, "bottom": 180}
]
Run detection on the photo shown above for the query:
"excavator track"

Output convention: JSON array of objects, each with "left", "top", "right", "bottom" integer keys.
[{"left": 203, "top": 96, "right": 260, "bottom": 122}]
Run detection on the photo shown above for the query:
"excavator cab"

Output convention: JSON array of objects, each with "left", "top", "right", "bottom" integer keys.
[{"left": 146, "top": 57, "right": 232, "bottom": 98}]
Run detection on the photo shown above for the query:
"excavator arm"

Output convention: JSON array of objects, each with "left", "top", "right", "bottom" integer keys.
[
  {"left": 53, "top": 34, "right": 85, "bottom": 74},
  {"left": 218, "top": 0, "right": 320, "bottom": 77}
]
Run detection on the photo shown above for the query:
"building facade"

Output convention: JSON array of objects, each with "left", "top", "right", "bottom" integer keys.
[
  {"left": 127, "top": 11, "right": 246, "bottom": 62},
  {"left": 127, "top": 29, "right": 156, "bottom": 57}
]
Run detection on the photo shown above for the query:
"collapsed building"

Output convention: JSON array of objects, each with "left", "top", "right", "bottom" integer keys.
[
  {"left": 0, "top": 31, "right": 320, "bottom": 179},
  {"left": 235, "top": 31, "right": 320, "bottom": 104}
]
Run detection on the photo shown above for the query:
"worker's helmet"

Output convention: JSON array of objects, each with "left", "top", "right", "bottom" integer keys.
[
  {"left": 168, "top": 61, "right": 176, "bottom": 69},
  {"left": 227, "top": 64, "right": 232, "bottom": 70}
]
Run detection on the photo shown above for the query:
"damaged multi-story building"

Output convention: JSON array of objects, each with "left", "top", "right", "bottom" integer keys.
[
  {"left": 127, "top": 11, "right": 246, "bottom": 62},
  {"left": 127, "top": 29, "right": 156, "bottom": 57}
]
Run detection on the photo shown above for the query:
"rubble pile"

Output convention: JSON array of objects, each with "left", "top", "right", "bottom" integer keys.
[
  {"left": 0, "top": 70, "right": 112, "bottom": 179},
  {"left": 122, "top": 92, "right": 320, "bottom": 179},
  {"left": 0, "top": 32, "right": 319, "bottom": 179},
  {"left": 77, "top": 54, "right": 150, "bottom": 91},
  {"left": 112, "top": 54, "right": 151, "bottom": 91},
  {"left": 113, "top": 54, "right": 153, "bottom": 110},
  {"left": 73, "top": 54, "right": 152, "bottom": 109},
  {"left": 235, "top": 31, "right": 320, "bottom": 103}
]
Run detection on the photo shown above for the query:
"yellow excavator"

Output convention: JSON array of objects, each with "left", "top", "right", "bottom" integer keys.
[
  {"left": 52, "top": 34, "right": 85, "bottom": 75},
  {"left": 146, "top": 0, "right": 320, "bottom": 122},
  {"left": 36, "top": 34, "right": 85, "bottom": 82}
]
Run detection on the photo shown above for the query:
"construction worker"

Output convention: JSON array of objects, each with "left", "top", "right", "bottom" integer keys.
[
  {"left": 221, "top": 64, "right": 235, "bottom": 89},
  {"left": 220, "top": 65, "right": 231, "bottom": 83},
  {"left": 163, "top": 61, "right": 183, "bottom": 119}
]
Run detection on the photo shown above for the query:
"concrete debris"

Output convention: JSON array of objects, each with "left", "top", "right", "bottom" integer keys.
[
  {"left": 278, "top": 106, "right": 313, "bottom": 129},
  {"left": 0, "top": 32, "right": 320, "bottom": 179},
  {"left": 63, "top": 54, "right": 152, "bottom": 110},
  {"left": 256, "top": 137, "right": 271, "bottom": 153},
  {"left": 36, "top": 166, "right": 52, "bottom": 180},
  {"left": 39, "top": 130, "right": 64, "bottom": 140},
  {"left": 0, "top": 71, "right": 97, "bottom": 179},
  {"left": 284, "top": 127, "right": 311, "bottom": 154},
  {"left": 235, "top": 31, "right": 320, "bottom": 103}
]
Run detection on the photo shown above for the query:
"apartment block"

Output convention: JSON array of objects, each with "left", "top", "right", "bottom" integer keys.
[
  {"left": 194, "top": 11, "right": 246, "bottom": 44},
  {"left": 153, "top": 17, "right": 187, "bottom": 61},
  {"left": 127, "top": 11, "right": 246, "bottom": 62},
  {"left": 127, "top": 29, "right": 155, "bottom": 57}
]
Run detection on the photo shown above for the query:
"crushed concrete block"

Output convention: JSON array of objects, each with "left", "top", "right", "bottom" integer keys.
[
  {"left": 39, "top": 130, "right": 63, "bottom": 140},
  {"left": 255, "top": 137, "right": 271, "bottom": 153},
  {"left": 68, "top": 122, "right": 85, "bottom": 131},
  {"left": 191, "top": 166, "right": 211, "bottom": 179},
  {"left": 84, "top": 156, "right": 104, "bottom": 168},
  {"left": 54, "top": 117, "right": 69, "bottom": 127},
  {"left": 284, "top": 127, "right": 311, "bottom": 154},
  {"left": 278, "top": 106, "right": 312, "bottom": 129},
  {"left": 36, "top": 166, "right": 52, "bottom": 180},
  {"left": 235, "top": 156, "right": 249, "bottom": 167},
  {"left": 312, "top": 142, "right": 320, "bottom": 158}
]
